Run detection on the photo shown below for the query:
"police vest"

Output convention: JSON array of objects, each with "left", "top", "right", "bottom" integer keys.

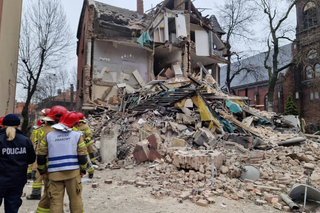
[{"left": 47, "top": 130, "right": 81, "bottom": 173}]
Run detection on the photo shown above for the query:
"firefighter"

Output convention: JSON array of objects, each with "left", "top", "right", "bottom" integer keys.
[
  {"left": 26, "top": 119, "right": 44, "bottom": 200},
  {"left": 35, "top": 106, "right": 68, "bottom": 213},
  {"left": 0, "top": 114, "right": 36, "bottom": 213},
  {"left": 0, "top": 116, "right": 4, "bottom": 129},
  {"left": 77, "top": 112, "right": 95, "bottom": 178},
  {"left": 37, "top": 111, "right": 88, "bottom": 213}
]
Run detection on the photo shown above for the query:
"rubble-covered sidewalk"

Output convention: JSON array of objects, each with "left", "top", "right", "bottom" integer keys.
[{"left": 84, "top": 70, "right": 320, "bottom": 212}]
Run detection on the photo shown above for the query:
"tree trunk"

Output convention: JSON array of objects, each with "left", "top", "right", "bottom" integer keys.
[
  {"left": 21, "top": 98, "right": 31, "bottom": 135},
  {"left": 226, "top": 50, "right": 232, "bottom": 92},
  {"left": 267, "top": 74, "right": 277, "bottom": 112}
]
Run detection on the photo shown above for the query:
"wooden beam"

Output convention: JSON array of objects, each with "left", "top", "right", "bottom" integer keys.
[{"left": 146, "top": 0, "right": 171, "bottom": 32}]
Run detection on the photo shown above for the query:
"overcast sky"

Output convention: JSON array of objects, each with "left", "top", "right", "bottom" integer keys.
[{"left": 17, "top": 0, "right": 296, "bottom": 101}]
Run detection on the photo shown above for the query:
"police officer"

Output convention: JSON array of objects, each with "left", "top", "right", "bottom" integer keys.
[
  {"left": 26, "top": 119, "right": 44, "bottom": 200},
  {"left": 35, "top": 106, "right": 68, "bottom": 213},
  {"left": 77, "top": 112, "right": 95, "bottom": 178},
  {"left": 0, "top": 114, "right": 36, "bottom": 213},
  {"left": 37, "top": 111, "right": 87, "bottom": 213}
]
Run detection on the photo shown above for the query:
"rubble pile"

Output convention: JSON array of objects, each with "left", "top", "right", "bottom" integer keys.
[{"left": 84, "top": 70, "right": 320, "bottom": 210}]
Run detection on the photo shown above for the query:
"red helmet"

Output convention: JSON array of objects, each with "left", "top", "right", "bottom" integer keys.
[
  {"left": 36, "top": 119, "right": 43, "bottom": 127},
  {"left": 42, "top": 106, "right": 68, "bottom": 123},
  {"left": 0, "top": 116, "right": 4, "bottom": 127},
  {"left": 60, "top": 111, "right": 79, "bottom": 128},
  {"left": 77, "top": 112, "right": 85, "bottom": 122}
]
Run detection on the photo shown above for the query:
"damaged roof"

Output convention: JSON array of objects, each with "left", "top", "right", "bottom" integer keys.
[
  {"left": 210, "top": 15, "right": 226, "bottom": 35},
  {"left": 93, "top": 1, "right": 152, "bottom": 39}
]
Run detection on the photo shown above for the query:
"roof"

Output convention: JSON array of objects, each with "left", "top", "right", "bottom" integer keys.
[
  {"left": 210, "top": 15, "right": 226, "bottom": 35},
  {"left": 14, "top": 102, "right": 36, "bottom": 114},
  {"left": 220, "top": 43, "right": 293, "bottom": 88},
  {"left": 93, "top": 1, "right": 152, "bottom": 38}
]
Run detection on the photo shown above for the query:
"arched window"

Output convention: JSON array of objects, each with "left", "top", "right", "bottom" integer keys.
[
  {"left": 315, "top": 64, "right": 320, "bottom": 78},
  {"left": 306, "top": 65, "right": 313, "bottom": 79},
  {"left": 303, "top": 1, "right": 317, "bottom": 29}
]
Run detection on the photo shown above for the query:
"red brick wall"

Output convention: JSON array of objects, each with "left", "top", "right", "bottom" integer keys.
[
  {"left": 233, "top": 82, "right": 284, "bottom": 113},
  {"left": 137, "top": 0, "right": 144, "bottom": 15},
  {"left": 76, "top": 2, "right": 89, "bottom": 111}
]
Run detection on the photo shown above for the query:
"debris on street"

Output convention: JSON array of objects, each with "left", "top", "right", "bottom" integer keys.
[{"left": 84, "top": 71, "right": 320, "bottom": 211}]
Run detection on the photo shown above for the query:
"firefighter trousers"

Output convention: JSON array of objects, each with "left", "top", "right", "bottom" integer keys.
[
  {"left": 36, "top": 175, "right": 50, "bottom": 213},
  {"left": 48, "top": 174, "right": 83, "bottom": 213},
  {"left": 31, "top": 170, "right": 43, "bottom": 194}
]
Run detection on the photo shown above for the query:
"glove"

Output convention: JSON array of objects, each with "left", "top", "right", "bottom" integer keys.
[
  {"left": 31, "top": 170, "right": 37, "bottom": 181},
  {"left": 27, "top": 172, "right": 32, "bottom": 180},
  {"left": 38, "top": 169, "right": 47, "bottom": 176},
  {"left": 81, "top": 170, "right": 86, "bottom": 175}
]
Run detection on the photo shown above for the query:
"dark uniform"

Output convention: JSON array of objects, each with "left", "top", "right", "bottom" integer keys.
[{"left": 0, "top": 128, "right": 36, "bottom": 213}]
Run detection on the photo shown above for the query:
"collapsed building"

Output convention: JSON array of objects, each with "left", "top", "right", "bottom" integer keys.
[{"left": 76, "top": 0, "right": 228, "bottom": 111}]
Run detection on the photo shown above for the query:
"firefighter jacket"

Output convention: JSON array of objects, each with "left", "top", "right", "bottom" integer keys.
[
  {"left": 37, "top": 128, "right": 88, "bottom": 181},
  {"left": 77, "top": 123, "right": 95, "bottom": 162},
  {"left": 0, "top": 128, "right": 36, "bottom": 188}
]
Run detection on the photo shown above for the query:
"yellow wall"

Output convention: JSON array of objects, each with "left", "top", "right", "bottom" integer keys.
[{"left": 0, "top": 0, "right": 23, "bottom": 115}]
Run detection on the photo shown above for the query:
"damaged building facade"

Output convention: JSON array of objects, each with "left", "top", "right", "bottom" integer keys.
[{"left": 76, "top": 0, "right": 227, "bottom": 111}]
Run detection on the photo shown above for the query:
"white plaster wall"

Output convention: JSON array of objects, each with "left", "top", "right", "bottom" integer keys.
[{"left": 93, "top": 41, "right": 149, "bottom": 86}]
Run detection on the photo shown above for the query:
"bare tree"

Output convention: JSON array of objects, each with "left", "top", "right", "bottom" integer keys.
[
  {"left": 216, "top": 0, "right": 258, "bottom": 91},
  {"left": 33, "top": 69, "right": 73, "bottom": 110},
  {"left": 255, "top": 0, "right": 296, "bottom": 112},
  {"left": 18, "top": 0, "right": 73, "bottom": 134}
]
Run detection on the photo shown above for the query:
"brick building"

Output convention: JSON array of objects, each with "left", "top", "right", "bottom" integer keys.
[
  {"left": 220, "top": 44, "right": 292, "bottom": 114},
  {"left": 221, "top": 0, "right": 320, "bottom": 132},
  {"left": 289, "top": 0, "right": 320, "bottom": 132}
]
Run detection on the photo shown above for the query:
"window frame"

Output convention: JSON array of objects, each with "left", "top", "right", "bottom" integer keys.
[
  {"left": 306, "top": 65, "right": 313, "bottom": 80},
  {"left": 303, "top": 1, "right": 318, "bottom": 29}
]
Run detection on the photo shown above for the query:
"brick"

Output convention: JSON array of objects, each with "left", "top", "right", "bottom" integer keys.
[
  {"left": 104, "top": 179, "right": 113, "bottom": 184},
  {"left": 179, "top": 192, "right": 190, "bottom": 200},
  {"left": 206, "top": 197, "right": 215, "bottom": 204},
  {"left": 172, "top": 138, "right": 186, "bottom": 147},
  {"left": 220, "top": 166, "right": 229, "bottom": 174},
  {"left": 255, "top": 199, "right": 267, "bottom": 206},
  {"left": 231, "top": 195, "right": 238, "bottom": 200},
  {"left": 223, "top": 193, "right": 230, "bottom": 198},
  {"left": 196, "top": 199, "right": 208, "bottom": 207},
  {"left": 136, "top": 182, "right": 148, "bottom": 187},
  {"left": 133, "top": 142, "right": 149, "bottom": 163},
  {"left": 272, "top": 202, "right": 283, "bottom": 210},
  {"left": 92, "top": 183, "right": 99, "bottom": 188}
]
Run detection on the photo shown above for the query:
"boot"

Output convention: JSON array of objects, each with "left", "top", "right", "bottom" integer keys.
[
  {"left": 26, "top": 188, "right": 41, "bottom": 200},
  {"left": 89, "top": 173, "right": 94, "bottom": 179}
]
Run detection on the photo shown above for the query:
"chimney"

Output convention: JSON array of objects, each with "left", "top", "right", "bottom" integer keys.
[
  {"left": 57, "top": 89, "right": 62, "bottom": 95},
  {"left": 137, "top": 0, "right": 144, "bottom": 16}
]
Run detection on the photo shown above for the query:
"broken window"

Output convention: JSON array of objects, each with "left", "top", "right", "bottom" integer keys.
[
  {"left": 315, "top": 92, "right": 319, "bottom": 99},
  {"left": 306, "top": 65, "right": 313, "bottom": 80},
  {"left": 310, "top": 92, "right": 314, "bottom": 100},
  {"left": 315, "top": 64, "right": 320, "bottom": 78},
  {"left": 303, "top": 1, "right": 317, "bottom": 29}
]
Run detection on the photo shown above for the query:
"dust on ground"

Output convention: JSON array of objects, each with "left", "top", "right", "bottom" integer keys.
[{"left": 6, "top": 165, "right": 278, "bottom": 213}]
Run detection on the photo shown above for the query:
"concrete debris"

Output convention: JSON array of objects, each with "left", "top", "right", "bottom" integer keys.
[{"left": 83, "top": 75, "right": 319, "bottom": 210}]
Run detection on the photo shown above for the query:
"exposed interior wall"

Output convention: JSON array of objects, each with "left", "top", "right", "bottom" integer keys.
[
  {"left": 93, "top": 40, "right": 150, "bottom": 87},
  {"left": 0, "top": 0, "right": 23, "bottom": 115}
]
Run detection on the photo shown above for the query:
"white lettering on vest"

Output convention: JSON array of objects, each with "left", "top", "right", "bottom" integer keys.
[{"left": 1, "top": 147, "right": 26, "bottom": 155}]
